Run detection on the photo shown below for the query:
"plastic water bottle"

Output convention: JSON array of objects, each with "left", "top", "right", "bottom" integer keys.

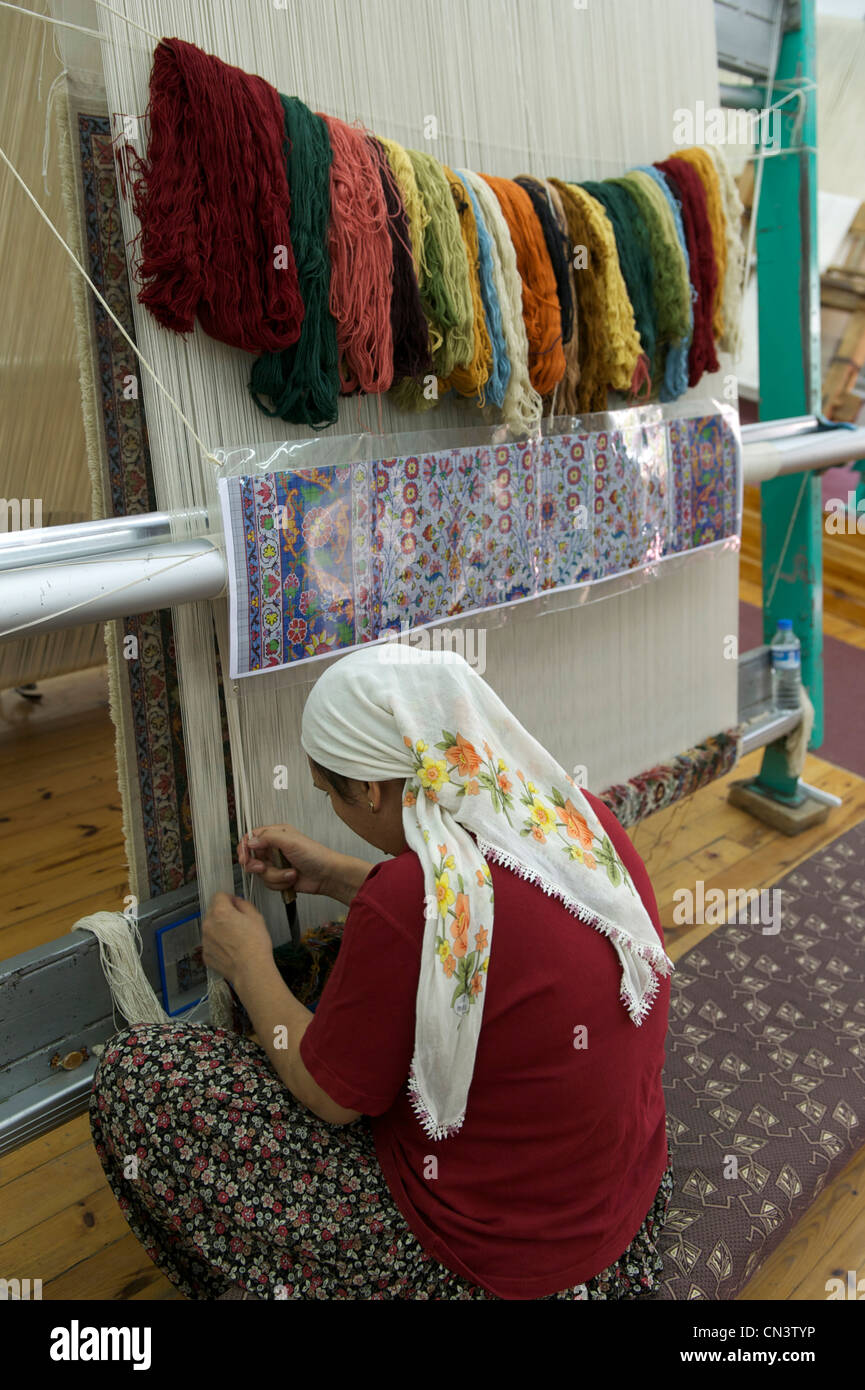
[{"left": 769, "top": 619, "right": 801, "bottom": 711}]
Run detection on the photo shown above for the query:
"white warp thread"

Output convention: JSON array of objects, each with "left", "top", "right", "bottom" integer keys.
[{"left": 74, "top": 911, "right": 170, "bottom": 1031}]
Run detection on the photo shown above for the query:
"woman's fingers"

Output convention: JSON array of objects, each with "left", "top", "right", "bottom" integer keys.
[
  {"left": 255, "top": 866, "right": 296, "bottom": 892},
  {"left": 247, "top": 825, "right": 298, "bottom": 851},
  {"left": 239, "top": 830, "right": 295, "bottom": 894},
  {"left": 238, "top": 825, "right": 329, "bottom": 897}
]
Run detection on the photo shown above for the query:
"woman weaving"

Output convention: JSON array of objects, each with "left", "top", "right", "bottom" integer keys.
[{"left": 90, "top": 647, "right": 674, "bottom": 1300}]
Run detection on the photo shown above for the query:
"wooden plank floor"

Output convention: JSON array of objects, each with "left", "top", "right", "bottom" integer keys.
[{"left": 2, "top": 621, "right": 864, "bottom": 1300}]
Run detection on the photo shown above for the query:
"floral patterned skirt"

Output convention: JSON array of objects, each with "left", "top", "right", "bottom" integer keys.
[{"left": 89, "top": 932, "right": 673, "bottom": 1300}]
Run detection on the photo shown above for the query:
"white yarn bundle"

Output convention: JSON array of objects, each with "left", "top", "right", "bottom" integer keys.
[
  {"left": 458, "top": 167, "right": 542, "bottom": 433},
  {"left": 707, "top": 141, "right": 746, "bottom": 361},
  {"left": 74, "top": 911, "right": 170, "bottom": 1030}
]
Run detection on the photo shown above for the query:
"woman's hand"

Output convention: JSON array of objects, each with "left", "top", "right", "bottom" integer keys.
[
  {"left": 238, "top": 824, "right": 374, "bottom": 906},
  {"left": 238, "top": 824, "right": 337, "bottom": 897},
  {"left": 201, "top": 892, "right": 274, "bottom": 987}
]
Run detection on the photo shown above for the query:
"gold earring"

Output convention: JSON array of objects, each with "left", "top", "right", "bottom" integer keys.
[{"left": 368, "top": 801, "right": 374, "bottom": 811}]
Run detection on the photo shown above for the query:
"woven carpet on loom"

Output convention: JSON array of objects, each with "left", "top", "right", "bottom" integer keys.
[
  {"left": 56, "top": 83, "right": 740, "bottom": 905},
  {"left": 655, "top": 814, "right": 865, "bottom": 1299}
]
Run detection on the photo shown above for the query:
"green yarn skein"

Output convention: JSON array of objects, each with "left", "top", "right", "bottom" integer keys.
[
  {"left": 580, "top": 179, "right": 659, "bottom": 393},
  {"left": 250, "top": 95, "right": 340, "bottom": 428}
]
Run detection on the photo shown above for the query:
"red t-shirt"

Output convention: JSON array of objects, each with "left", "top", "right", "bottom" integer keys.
[{"left": 299, "top": 791, "right": 670, "bottom": 1299}]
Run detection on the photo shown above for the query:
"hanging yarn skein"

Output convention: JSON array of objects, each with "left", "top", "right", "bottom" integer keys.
[
  {"left": 249, "top": 96, "right": 340, "bottom": 428},
  {"left": 581, "top": 178, "right": 660, "bottom": 390},
  {"left": 617, "top": 169, "right": 691, "bottom": 402},
  {"left": 367, "top": 135, "right": 433, "bottom": 381},
  {"left": 455, "top": 170, "right": 511, "bottom": 410},
  {"left": 706, "top": 142, "right": 746, "bottom": 359},
  {"left": 539, "top": 179, "right": 581, "bottom": 413},
  {"left": 129, "top": 37, "right": 304, "bottom": 354},
  {"left": 635, "top": 165, "right": 693, "bottom": 401},
  {"left": 457, "top": 168, "right": 541, "bottom": 433},
  {"left": 560, "top": 182, "right": 647, "bottom": 404},
  {"left": 514, "top": 175, "right": 574, "bottom": 347},
  {"left": 480, "top": 174, "right": 566, "bottom": 398},
  {"left": 670, "top": 145, "right": 728, "bottom": 341},
  {"left": 548, "top": 178, "right": 610, "bottom": 412},
  {"left": 320, "top": 114, "right": 395, "bottom": 396},
  {"left": 441, "top": 164, "right": 493, "bottom": 401},
  {"left": 410, "top": 149, "right": 476, "bottom": 379},
  {"left": 378, "top": 135, "right": 431, "bottom": 284},
  {"left": 75, "top": 913, "right": 171, "bottom": 1029},
  {"left": 654, "top": 156, "right": 720, "bottom": 385},
  {"left": 391, "top": 148, "right": 475, "bottom": 412}
]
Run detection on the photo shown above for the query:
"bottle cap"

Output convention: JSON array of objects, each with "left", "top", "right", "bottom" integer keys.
[{"left": 777, "top": 619, "right": 793, "bottom": 630}]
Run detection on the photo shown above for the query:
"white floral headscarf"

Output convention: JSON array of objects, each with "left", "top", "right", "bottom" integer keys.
[{"left": 301, "top": 646, "right": 673, "bottom": 1140}]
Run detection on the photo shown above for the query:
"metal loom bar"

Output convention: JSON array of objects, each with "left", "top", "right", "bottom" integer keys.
[{"left": 2, "top": 417, "right": 864, "bottom": 638}]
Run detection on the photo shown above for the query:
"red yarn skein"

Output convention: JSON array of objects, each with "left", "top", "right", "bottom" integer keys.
[
  {"left": 131, "top": 37, "right": 304, "bottom": 355},
  {"left": 320, "top": 114, "right": 395, "bottom": 395}
]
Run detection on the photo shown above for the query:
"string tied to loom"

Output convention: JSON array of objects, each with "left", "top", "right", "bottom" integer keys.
[{"left": 0, "top": 142, "right": 223, "bottom": 472}]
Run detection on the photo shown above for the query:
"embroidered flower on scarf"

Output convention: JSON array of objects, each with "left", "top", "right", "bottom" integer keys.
[
  {"left": 418, "top": 756, "right": 448, "bottom": 791},
  {"left": 428, "top": 842, "right": 489, "bottom": 1015},
  {"left": 431, "top": 730, "right": 516, "bottom": 821},
  {"left": 547, "top": 786, "right": 634, "bottom": 892},
  {"left": 450, "top": 894, "right": 471, "bottom": 957},
  {"left": 555, "top": 799, "right": 594, "bottom": 847},
  {"left": 435, "top": 871, "right": 455, "bottom": 918},
  {"left": 444, "top": 733, "right": 482, "bottom": 777},
  {"left": 530, "top": 795, "right": 555, "bottom": 828}
]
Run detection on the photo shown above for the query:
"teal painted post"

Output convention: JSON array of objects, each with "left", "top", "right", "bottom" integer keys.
[{"left": 755, "top": 0, "right": 822, "bottom": 799}]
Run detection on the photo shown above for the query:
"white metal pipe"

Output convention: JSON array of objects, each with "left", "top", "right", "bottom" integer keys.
[
  {"left": 0, "top": 418, "right": 863, "bottom": 638},
  {"left": 797, "top": 780, "right": 842, "bottom": 808},
  {"left": 0, "top": 508, "right": 211, "bottom": 572},
  {"left": 0, "top": 540, "right": 225, "bottom": 638},
  {"left": 741, "top": 416, "right": 819, "bottom": 444},
  {"left": 741, "top": 426, "right": 865, "bottom": 484}
]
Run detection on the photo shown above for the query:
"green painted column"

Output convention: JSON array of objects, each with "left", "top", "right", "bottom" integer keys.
[{"left": 755, "top": 0, "right": 822, "bottom": 799}]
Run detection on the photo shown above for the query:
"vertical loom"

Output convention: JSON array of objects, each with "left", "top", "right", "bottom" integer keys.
[{"left": 66, "top": 0, "right": 740, "bottom": 985}]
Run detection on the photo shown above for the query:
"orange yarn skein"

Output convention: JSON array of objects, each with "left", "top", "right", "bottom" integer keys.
[{"left": 479, "top": 174, "right": 566, "bottom": 397}]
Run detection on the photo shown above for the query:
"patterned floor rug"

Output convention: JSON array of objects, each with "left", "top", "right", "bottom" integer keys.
[{"left": 656, "top": 814, "right": 865, "bottom": 1299}]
